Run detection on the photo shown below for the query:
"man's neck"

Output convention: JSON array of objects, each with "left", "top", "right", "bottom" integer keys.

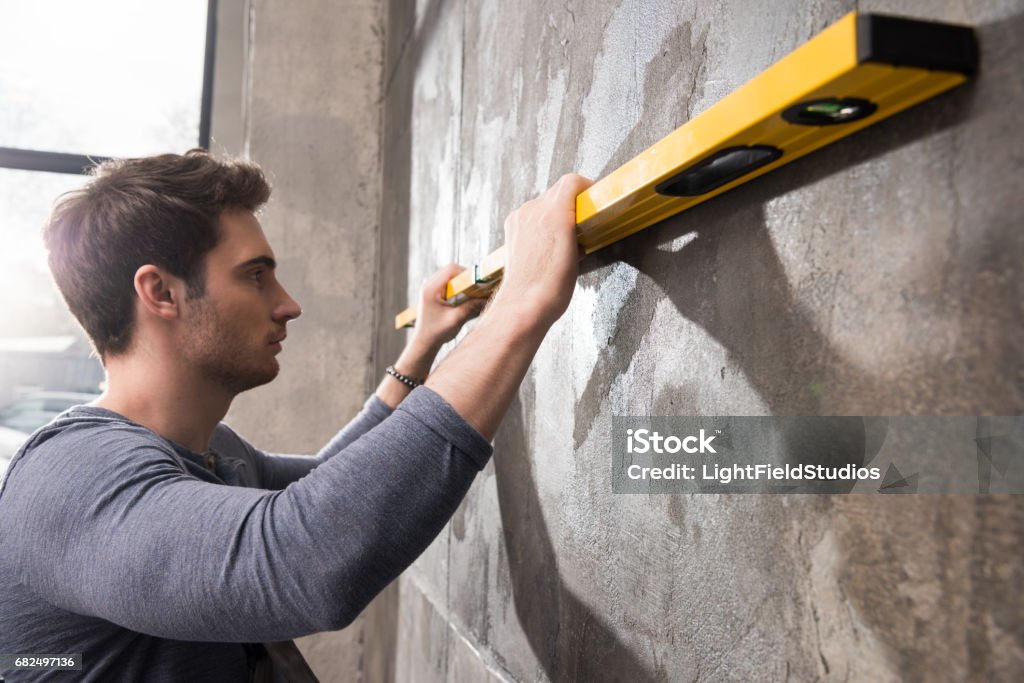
[{"left": 96, "top": 353, "right": 234, "bottom": 454}]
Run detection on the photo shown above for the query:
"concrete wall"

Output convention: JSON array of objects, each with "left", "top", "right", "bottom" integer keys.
[
  {"left": 215, "top": 0, "right": 1024, "bottom": 679},
  {"left": 379, "top": 1, "right": 1024, "bottom": 681}
]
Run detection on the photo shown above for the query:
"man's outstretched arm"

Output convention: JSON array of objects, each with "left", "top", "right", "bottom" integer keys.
[{"left": 3, "top": 385, "right": 486, "bottom": 643}]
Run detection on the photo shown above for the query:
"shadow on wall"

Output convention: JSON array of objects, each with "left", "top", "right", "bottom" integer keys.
[
  {"left": 380, "top": 3, "right": 1024, "bottom": 680},
  {"left": 494, "top": 390, "right": 658, "bottom": 682},
  {"left": 490, "top": 12, "right": 1017, "bottom": 682},
  {"left": 375, "top": 0, "right": 643, "bottom": 676},
  {"left": 575, "top": 70, "right": 981, "bottom": 438},
  {"left": 364, "top": 1, "right": 450, "bottom": 681},
  {"left": 378, "top": 0, "right": 658, "bottom": 677}
]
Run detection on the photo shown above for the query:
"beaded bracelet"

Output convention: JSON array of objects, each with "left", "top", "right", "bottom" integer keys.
[{"left": 385, "top": 365, "right": 423, "bottom": 389}]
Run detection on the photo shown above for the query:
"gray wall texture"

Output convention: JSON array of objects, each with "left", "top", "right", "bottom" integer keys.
[
  {"left": 220, "top": 0, "right": 1024, "bottom": 680},
  {"left": 375, "top": 0, "right": 1024, "bottom": 681}
]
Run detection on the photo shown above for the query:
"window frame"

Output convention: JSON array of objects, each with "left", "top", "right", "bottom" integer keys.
[{"left": 0, "top": 0, "right": 218, "bottom": 176}]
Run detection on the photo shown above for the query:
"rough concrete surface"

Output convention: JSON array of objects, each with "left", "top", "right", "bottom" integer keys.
[{"left": 374, "top": 0, "right": 1024, "bottom": 681}]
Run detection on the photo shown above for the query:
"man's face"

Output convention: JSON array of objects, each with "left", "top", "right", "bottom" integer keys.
[{"left": 179, "top": 209, "right": 301, "bottom": 394}]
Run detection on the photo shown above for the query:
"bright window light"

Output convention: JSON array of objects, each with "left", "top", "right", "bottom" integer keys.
[{"left": 0, "top": 1, "right": 209, "bottom": 158}]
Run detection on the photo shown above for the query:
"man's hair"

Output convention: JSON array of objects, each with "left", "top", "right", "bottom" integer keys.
[{"left": 44, "top": 149, "right": 271, "bottom": 358}]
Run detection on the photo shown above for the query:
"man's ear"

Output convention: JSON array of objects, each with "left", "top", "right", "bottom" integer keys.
[{"left": 134, "top": 265, "right": 185, "bottom": 320}]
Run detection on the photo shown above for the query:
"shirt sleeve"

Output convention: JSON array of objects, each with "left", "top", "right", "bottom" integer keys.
[
  {"left": 3, "top": 387, "right": 491, "bottom": 643},
  {"left": 235, "top": 394, "right": 395, "bottom": 490}
]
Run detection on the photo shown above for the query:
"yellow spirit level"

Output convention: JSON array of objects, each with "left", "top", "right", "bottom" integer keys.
[{"left": 396, "top": 11, "right": 977, "bottom": 329}]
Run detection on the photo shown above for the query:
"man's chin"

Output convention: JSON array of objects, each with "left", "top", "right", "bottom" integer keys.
[
  {"left": 248, "top": 361, "right": 281, "bottom": 389},
  {"left": 219, "top": 360, "right": 280, "bottom": 395}
]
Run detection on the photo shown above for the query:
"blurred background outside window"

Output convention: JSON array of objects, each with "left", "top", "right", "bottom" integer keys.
[{"left": 1, "top": 1, "right": 210, "bottom": 473}]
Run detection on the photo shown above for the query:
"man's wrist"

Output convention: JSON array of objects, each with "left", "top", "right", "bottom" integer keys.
[
  {"left": 395, "top": 339, "right": 439, "bottom": 381},
  {"left": 487, "top": 292, "right": 555, "bottom": 342}
]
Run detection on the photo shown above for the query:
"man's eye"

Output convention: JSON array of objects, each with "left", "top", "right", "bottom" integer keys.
[{"left": 250, "top": 270, "right": 264, "bottom": 282}]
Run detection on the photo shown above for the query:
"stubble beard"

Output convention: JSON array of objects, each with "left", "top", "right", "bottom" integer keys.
[{"left": 182, "top": 296, "right": 279, "bottom": 395}]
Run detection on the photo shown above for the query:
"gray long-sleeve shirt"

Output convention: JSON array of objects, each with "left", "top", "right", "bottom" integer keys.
[{"left": 0, "top": 387, "right": 492, "bottom": 681}]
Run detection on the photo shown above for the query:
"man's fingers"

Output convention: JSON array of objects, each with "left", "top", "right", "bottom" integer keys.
[
  {"left": 423, "top": 263, "right": 467, "bottom": 301},
  {"left": 552, "top": 173, "right": 594, "bottom": 205},
  {"left": 452, "top": 298, "right": 486, "bottom": 318}
]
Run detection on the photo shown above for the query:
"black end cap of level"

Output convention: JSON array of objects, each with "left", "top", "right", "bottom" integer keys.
[{"left": 857, "top": 14, "right": 979, "bottom": 75}]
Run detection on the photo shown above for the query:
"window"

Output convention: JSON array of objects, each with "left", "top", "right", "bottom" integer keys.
[
  {"left": 0, "top": 1, "right": 214, "bottom": 473},
  {"left": 0, "top": 1, "right": 213, "bottom": 160}
]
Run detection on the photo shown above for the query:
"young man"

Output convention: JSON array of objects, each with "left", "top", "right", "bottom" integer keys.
[{"left": 0, "top": 150, "right": 592, "bottom": 681}]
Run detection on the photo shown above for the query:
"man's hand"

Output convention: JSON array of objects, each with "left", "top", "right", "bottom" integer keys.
[
  {"left": 491, "top": 174, "right": 594, "bottom": 330},
  {"left": 377, "top": 264, "right": 486, "bottom": 408},
  {"left": 425, "top": 173, "right": 594, "bottom": 439},
  {"left": 410, "top": 263, "right": 488, "bottom": 355}
]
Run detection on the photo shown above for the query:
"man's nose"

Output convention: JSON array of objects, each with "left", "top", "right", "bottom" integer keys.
[{"left": 275, "top": 284, "right": 302, "bottom": 322}]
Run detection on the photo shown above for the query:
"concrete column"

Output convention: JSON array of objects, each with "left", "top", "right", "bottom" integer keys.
[{"left": 219, "top": 0, "right": 387, "bottom": 679}]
